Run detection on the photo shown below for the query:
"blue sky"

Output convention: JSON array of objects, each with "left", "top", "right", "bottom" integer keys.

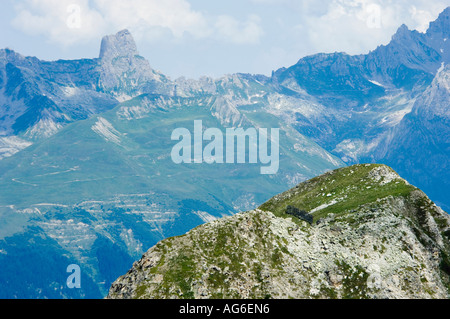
[{"left": 1, "top": 0, "right": 449, "bottom": 79}]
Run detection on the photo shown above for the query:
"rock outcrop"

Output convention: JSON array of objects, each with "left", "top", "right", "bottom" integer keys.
[
  {"left": 98, "top": 29, "right": 170, "bottom": 99},
  {"left": 107, "top": 164, "right": 450, "bottom": 299}
]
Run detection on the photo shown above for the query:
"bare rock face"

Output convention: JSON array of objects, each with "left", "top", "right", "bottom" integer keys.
[
  {"left": 98, "top": 29, "right": 169, "bottom": 99},
  {"left": 107, "top": 164, "right": 450, "bottom": 299},
  {"left": 99, "top": 30, "right": 139, "bottom": 61}
]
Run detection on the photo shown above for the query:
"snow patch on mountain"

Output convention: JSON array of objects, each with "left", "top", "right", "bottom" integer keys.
[
  {"left": 91, "top": 117, "right": 122, "bottom": 145},
  {"left": 62, "top": 86, "right": 78, "bottom": 97},
  {"left": 266, "top": 94, "right": 326, "bottom": 120},
  {"left": 368, "top": 80, "right": 385, "bottom": 87},
  {"left": 25, "top": 119, "right": 63, "bottom": 139},
  {"left": 120, "top": 228, "right": 143, "bottom": 256},
  {"left": 194, "top": 211, "right": 218, "bottom": 223},
  {"left": 0, "top": 136, "right": 32, "bottom": 160},
  {"left": 334, "top": 138, "right": 381, "bottom": 163},
  {"left": 210, "top": 97, "right": 244, "bottom": 127},
  {"left": 293, "top": 141, "right": 342, "bottom": 167},
  {"left": 379, "top": 102, "right": 415, "bottom": 126},
  {"left": 117, "top": 105, "right": 151, "bottom": 121}
]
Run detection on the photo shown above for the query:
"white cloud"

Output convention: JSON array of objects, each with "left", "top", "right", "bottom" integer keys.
[
  {"left": 12, "top": 0, "right": 105, "bottom": 46},
  {"left": 409, "top": 5, "right": 440, "bottom": 32},
  {"left": 238, "top": 0, "right": 450, "bottom": 78},
  {"left": 11, "top": 0, "right": 264, "bottom": 46},
  {"left": 285, "top": 0, "right": 450, "bottom": 56},
  {"left": 93, "top": 0, "right": 210, "bottom": 38},
  {"left": 215, "top": 14, "right": 264, "bottom": 44}
]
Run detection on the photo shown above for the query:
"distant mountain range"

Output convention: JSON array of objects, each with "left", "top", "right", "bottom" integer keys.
[{"left": 0, "top": 7, "right": 448, "bottom": 299}]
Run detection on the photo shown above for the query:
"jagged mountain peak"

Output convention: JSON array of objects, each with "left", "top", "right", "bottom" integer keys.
[
  {"left": 391, "top": 23, "right": 411, "bottom": 40},
  {"left": 97, "top": 29, "right": 171, "bottom": 98},
  {"left": 272, "top": 7, "right": 450, "bottom": 102},
  {"left": 0, "top": 48, "right": 39, "bottom": 68},
  {"left": 427, "top": 6, "right": 450, "bottom": 37},
  {"left": 390, "top": 23, "right": 428, "bottom": 45},
  {"left": 99, "top": 29, "right": 139, "bottom": 61},
  {"left": 0, "top": 48, "right": 21, "bottom": 60}
]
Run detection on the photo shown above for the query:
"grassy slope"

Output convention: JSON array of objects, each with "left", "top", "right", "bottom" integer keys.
[{"left": 259, "top": 164, "right": 416, "bottom": 222}]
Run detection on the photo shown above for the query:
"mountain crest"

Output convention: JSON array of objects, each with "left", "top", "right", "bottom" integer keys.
[
  {"left": 97, "top": 29, "right": 170, "bottom": 99},
  {"left": 391, "top": 23, "right": 414, "bottom": 42},
  {"left": 99, "top": 29, "right": 139, "bottom": 61},
  {"left": 428, "top": 6, "right": 450, "bottom": 37}
]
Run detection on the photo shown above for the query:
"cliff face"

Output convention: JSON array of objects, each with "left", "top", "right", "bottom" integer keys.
[
  {"left": 98, "top": 29, "right": 170, "bottom": 99},
  {"left": 107, "top": 164, "right": 450, "bottom": 299}
]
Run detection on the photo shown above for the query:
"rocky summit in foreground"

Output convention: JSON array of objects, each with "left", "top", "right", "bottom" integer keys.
[{"left": 107, "top": 164, "right": 450, "bottom": 299}]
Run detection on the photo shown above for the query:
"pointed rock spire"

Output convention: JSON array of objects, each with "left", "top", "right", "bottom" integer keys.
[
  {"left": 391, "top": 24, "right": 411, "bottom": 41},
  {"left": 97, "top": 29, "right": 170, "bottom": 98},
  {"left": 99, "top": 29, "right": 139, "bottom": 61}
]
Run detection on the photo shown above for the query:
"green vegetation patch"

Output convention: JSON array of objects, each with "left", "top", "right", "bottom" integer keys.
[
  {"left": 259, "top": 164, "right": 416, "bottom": 222},
  {"left": 335, "top": 260, "right": 370, "bottom": 299}
]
